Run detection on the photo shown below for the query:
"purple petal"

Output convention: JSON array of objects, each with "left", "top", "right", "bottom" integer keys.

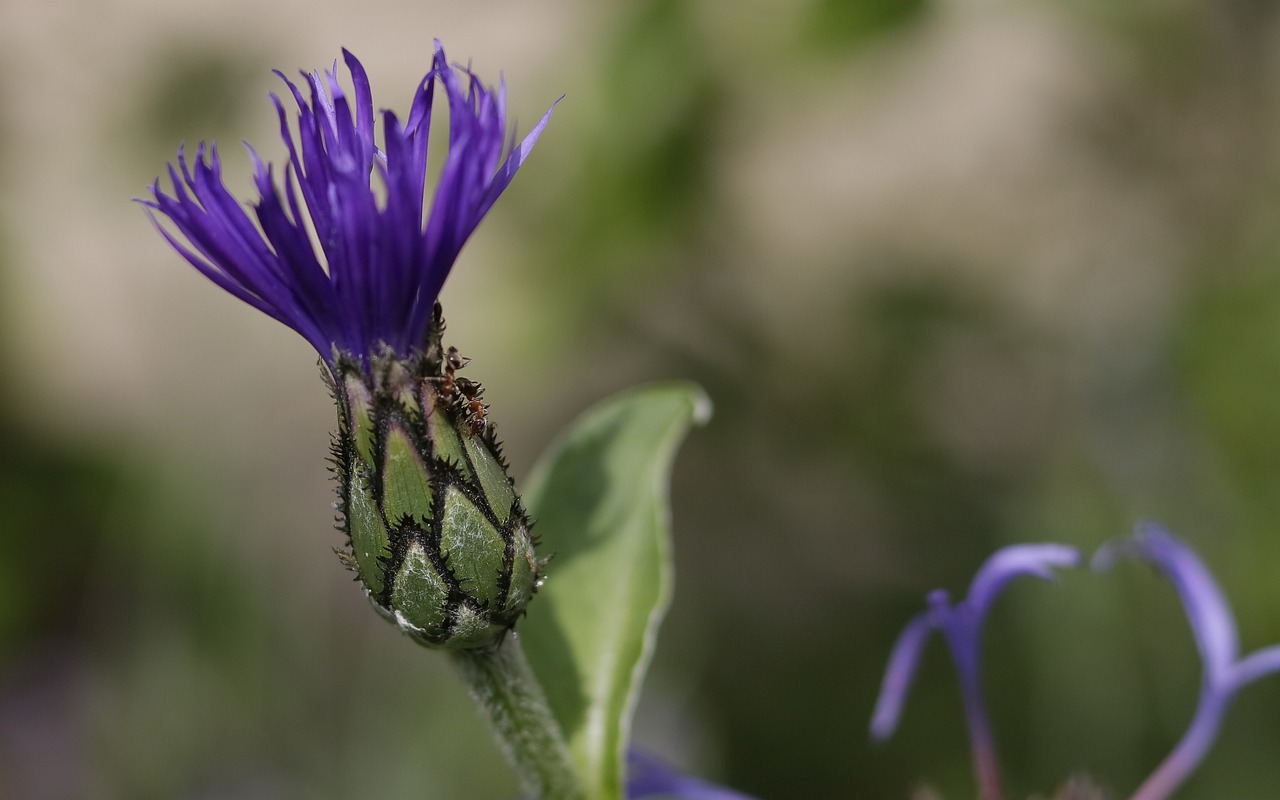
[
  {"left": 870, "top": 610, "right": 935, "bottom": 742},
  {"left": 871, "top": 543, "right": 1079, "bottom": 800},
  {"left": 142, "top": 44, "right": 556, "bottom": 367},
  {"left": 626, "top": 752, "right": 759, "bottom": 800},
  {"left": 1097, "top": 524, "right": 1278, "bottom": 800},
  {"left": 871, "top": 544, "right": 1081, "bottom": 744},
  {"left": 476, "top": 94, "right": 563, "bottom": 220},
  {"left": 1130, "top": 691, "right": 1230, "bottom": 800},
  {"left": 966, "top": 543, "right": 1083, "bottom": 620},
  {"left": 1231, "top": 644, "right": 1280, "bottom": 690},
  {"left": 1094, "top": 522, "right": 1238, "bottom": 679}
]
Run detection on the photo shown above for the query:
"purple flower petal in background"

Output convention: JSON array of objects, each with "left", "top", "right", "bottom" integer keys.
[
  {"left": 1094, "top": 522, "right": 1280, "bottom": 800},
  {"left": 141, "top": 42, "right": 557, "bottom": 367},
  {"left": 870, "top": 543, "right": 1083, "bottom": 800},
  {"left": 626, "top": 751, "right": 760, "bottom": 800}
]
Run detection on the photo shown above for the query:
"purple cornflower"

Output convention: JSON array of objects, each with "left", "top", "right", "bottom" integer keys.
[
  {"left": 870, "top": 543, "right": 1083, "bottom": 800},
  {"left": 626, "top": 751, "right": 759, "bottom": 800},
  {"left": 1095, "top": 522, "right": 1280, "bottom": 800},
  {"left": 141, "top": 41, "right": 555, "bottom": 364}
]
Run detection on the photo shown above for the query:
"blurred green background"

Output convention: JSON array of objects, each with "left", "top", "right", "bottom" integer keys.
[{"left": 4, "top": 0, "right": 1280, "bottom": 797}]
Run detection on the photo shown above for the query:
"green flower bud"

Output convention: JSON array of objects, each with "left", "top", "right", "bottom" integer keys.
[{"left": 330, "top": 308, "right": 542, "bottom": 651}]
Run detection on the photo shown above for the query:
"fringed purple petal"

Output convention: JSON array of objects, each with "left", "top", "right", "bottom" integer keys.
[
  {"left": 142, "top": 44, "right": 555, "bottom": 365},
  {"left": 404, "top": 41, "right": 558, "bottom": 344},
  {"left": 478, "top": 94, "right": 563, "bottom": 221},
  {"left": 140, "top": 203, "right": 285, "bottom": 323},
  {"left": 341, "top": 49, "right": 376, "bottom": 163}
]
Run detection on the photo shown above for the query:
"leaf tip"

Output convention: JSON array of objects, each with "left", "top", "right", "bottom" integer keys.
[{"left": 686, "top": 383, "right": 713, "bottom": 427}]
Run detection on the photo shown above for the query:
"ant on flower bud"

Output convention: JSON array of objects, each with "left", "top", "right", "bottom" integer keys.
[
  {"left": 445, "top": 346, "right": 471, "bottom": 372},
  {"left": 464, "top": 398, "right": 491, "bottom": 435},
  {"left": 455, "top": 377, "right": 484, "bottom": 399},
  {"left": 427, "top": 344, "right": 490, "bottom": 435}
]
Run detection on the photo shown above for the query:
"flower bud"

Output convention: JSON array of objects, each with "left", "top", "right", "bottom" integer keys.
[{"left": 331, "top": 311, "right": 541, "bottom": 650}]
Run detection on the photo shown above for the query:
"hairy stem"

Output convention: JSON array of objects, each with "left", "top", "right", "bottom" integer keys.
[{"left": 451, "top": 633, "right": 586, "bottom": 800}]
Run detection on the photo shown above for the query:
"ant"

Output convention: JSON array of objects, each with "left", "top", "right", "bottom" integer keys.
[
  {"left": 463, "top": 396, "right": 491, "bottom": 436},
  {"left": 427, "top": 346, "right": 490, "bottom": 435}
]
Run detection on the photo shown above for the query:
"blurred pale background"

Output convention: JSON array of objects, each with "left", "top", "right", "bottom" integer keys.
[{"left": 5, "top": 0, "right": 1280, "bottom": 797}]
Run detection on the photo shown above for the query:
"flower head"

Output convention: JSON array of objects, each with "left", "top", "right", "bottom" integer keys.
[
  {"left": 870, "top": 543, "right": 1083, "bottom": 800},
  {"left": 1095, "top": 522, "right": 1280, "bottom": 800},
  {"left": 142, "top": 43, "right": 556, "bottom": 652},
  {"left": 141, "top": 41, "right": 556, "bottom": 364}
]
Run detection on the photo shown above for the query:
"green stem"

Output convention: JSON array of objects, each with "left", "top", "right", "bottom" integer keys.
[{"left": 451, "top": 633, "right": 586, "bottom": 800}]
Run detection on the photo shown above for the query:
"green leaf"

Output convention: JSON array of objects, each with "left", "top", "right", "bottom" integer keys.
[{"left": 519, "top": 382, "right": 711, "bottom": 800}]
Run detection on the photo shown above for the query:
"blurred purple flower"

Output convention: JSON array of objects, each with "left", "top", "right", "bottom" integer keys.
[
  {"left": 870, "top": 543, "right": 1083, "bottom": 800},
  {"left": 626, "top": 751, "right": 759, "bottom": 800},
  {"left": 1094, "top": 522, "right": 1280, "bottom": 800},
  {"left": 141, "top": 42, "right": 556, "bottom": 364}
]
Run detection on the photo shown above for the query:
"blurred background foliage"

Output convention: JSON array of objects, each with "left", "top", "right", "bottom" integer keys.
[{"left": 4, "top": 0, "right": 1280, "bottom": 797}]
